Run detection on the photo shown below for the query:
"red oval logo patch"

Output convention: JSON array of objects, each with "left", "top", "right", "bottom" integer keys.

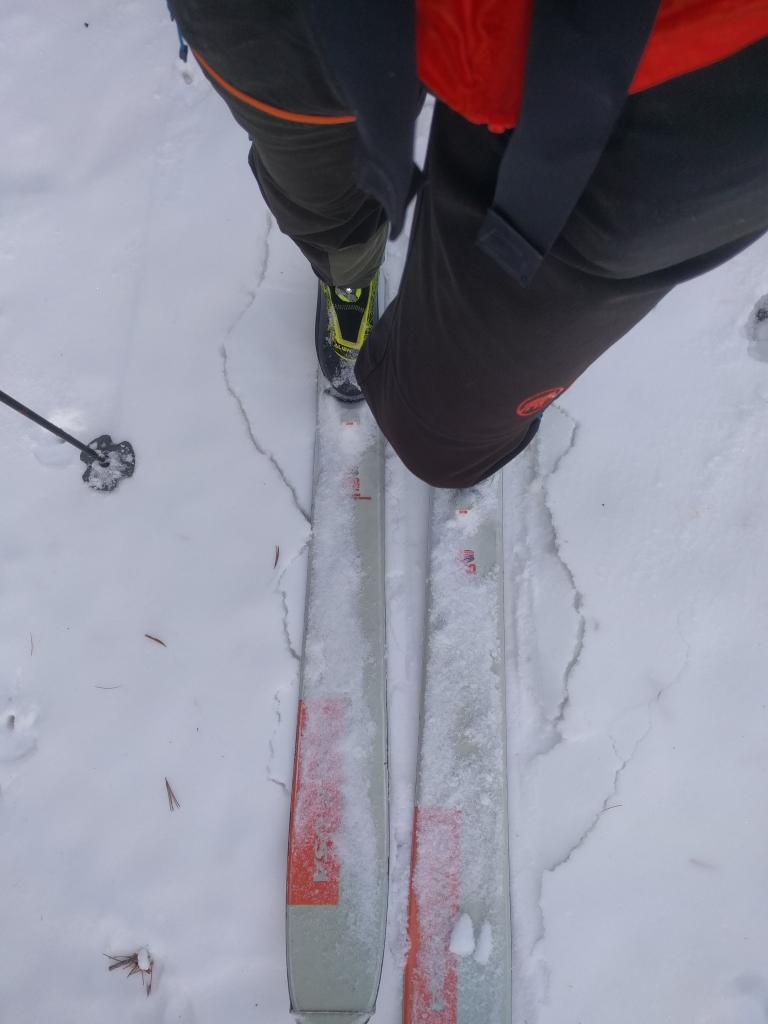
[{"left": 516, "top": 387, "right": 565, "bottom": 417}]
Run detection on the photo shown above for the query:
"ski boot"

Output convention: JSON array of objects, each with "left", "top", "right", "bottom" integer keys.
[{"left": 315, "top": 273, "right": 378, "bottom": 402}]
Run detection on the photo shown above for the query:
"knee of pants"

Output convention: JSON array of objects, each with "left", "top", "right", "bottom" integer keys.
[
  {"left": 247, "top": 133, "right": 372, "bottom": 233},
  {"left": 361, "top": 383, "right": 541, "bottom": 489},
  {"left": 393, "top": 443, "right": 486, "bottom": 490}
]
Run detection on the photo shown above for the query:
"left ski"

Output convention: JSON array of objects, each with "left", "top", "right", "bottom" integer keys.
[
  {"left": 286, "top": 379, "right": 388, "bottom": 1024},
  {"left": 403, "top": 474, "right": 512, "bottom": 1023}
]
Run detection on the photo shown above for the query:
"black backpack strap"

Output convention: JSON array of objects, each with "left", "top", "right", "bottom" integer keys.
[{"left": 477, "top": 0, "right": 662, "bottom": 286}]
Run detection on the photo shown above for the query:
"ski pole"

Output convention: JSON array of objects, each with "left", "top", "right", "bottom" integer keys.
[
  {"left": 0, "top": 389, "right": 107, "bottom": 462},
  {"left": 0, "top": 388, "right": 136, "bottom": 492}
]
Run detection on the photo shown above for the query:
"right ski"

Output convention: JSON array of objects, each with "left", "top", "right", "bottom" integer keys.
[
  {"left": 404, "top": 475, "right": 512, "bottom": 1024},
  {"left": 286, "top": 379, "right": 388, "bottom": 1024}
]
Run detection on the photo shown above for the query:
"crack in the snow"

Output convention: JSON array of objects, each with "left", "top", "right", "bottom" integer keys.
[
  {"left": 545, "top": 414, "right": 584, "bottom": 731},
  {"left": 255, "top": 212, "right": 273, "bottom": 291},
  {"left": 220, "top": 345, "right": 310, "bottom": 522},
  {"left": 535, "top": 408, "right": 586, "bottom": 737},
  {"left": 218, "top": 210, "right": 307, "bottom": 519},
  {"left": 504, "top": 417, "right": 587, "bottom": 1009},
  {"left": 508, "top": 408, "right": 587, "bottom": 988},
  {"left": 267, "top": 695, "right": 291, "bottom": 793},
  {"left": 543, "top": 751, "right": 630, "bottom": 883},
  {"left": 532, "top": 625, "right": 693, "bottom": 955},
  {"left": 266, "top": 541, "right": 311, "bottom": 791},
  {"left": 276, "top": 540, "right": 310, "bottom": 665},
  {"left": 507, "top": 455, "right": 539, "bottom": 701},
  {"left": 218, "top": 225, "right": 311, "bottom": 791},
  {"left": 512, "top": 408, "right": 698, "bottom": 1012},
  {"left": 278, "top": 584, "right": 301, "bottom": 664}
]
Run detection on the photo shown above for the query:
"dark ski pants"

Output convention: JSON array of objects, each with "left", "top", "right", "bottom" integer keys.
[{"left": 202, "top": 39, "right": 768, "bottom": 487}]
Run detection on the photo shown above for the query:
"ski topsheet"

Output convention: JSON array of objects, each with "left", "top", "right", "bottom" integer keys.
[
  {"left": 286, "top": 381, "right": 388, "bottom": 1024},
  {"left": 404, "top": 476, "right": 512, "bottom": 1024}
]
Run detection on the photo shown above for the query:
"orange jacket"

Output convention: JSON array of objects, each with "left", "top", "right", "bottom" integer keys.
[{"left": 418, "top": 0, "right": 768, "bottom": 132}]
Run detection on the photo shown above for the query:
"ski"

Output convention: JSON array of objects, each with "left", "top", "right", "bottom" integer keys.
[
  {"left": 286, "top": 379, "right": 388, "bottom": 1024},
  {"left": 404, "top": 475, "right": 512, "bottom": 1024}
]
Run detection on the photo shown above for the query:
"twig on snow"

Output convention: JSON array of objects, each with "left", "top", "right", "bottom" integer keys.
[
  {"left": 165, "top": 777, "right": 180, "bottom": 811},
  {"left": 105, "top": 949, "right": 154, "bottom": 996}
]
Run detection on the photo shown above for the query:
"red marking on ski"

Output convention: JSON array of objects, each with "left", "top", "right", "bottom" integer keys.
[
  {"left": 287, "top": 699, "right": 344, "bottom": 906},
  {"left": 404, "top": 807, "right": 461, "bottom": 1024},
  {"left": 347, "top": 467, "right": 372, "bottom": 501},
  {"left": 458, "top": 549, "right": 477, "bottom": 575}
]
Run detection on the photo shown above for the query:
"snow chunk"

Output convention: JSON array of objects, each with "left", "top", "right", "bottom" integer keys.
[
  {"left": 474, "top": 920, "right": 493, "bottom": 966},
  {"left": 449, "top": 912, "right": 475, "bottom": 957}
]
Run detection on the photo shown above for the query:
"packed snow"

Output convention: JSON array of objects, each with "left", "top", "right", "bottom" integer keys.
[
  {"left": 2, "top": 4, "right": 768, "bottom": 1024},
  {"left": 449, "top": 914, "right": 476, "bottom": 958}
]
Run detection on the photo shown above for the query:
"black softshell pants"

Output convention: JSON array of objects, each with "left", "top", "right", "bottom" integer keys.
[{"left": 197, "top": 36, "right": 768, "bottom": 487}]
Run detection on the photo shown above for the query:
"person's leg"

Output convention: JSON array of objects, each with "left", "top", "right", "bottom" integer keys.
[
  {"left": 243, "top": 111, "right": 388, "bottom": 289},
  {"left": 357, "top": 40, "right": 768, "bottom": 488},
  {"left": 179, "top": 15, "right": 389, "bottom": 397},
  {"left": 204, "top": 86, "right": 388, "bottom": 289},
  {"left": 171, "top": 1, "right": 389, "bottom": 288},
  {"left": 177, "top": 44, "right": 385, "bottom": 288}
]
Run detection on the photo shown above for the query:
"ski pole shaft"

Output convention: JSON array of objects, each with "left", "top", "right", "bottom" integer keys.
[{"left": 0, "top": 388, "right": 105, "bottom": 462}]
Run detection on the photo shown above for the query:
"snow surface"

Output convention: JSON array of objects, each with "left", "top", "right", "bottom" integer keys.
[{"left": 2, "top": 4, "right": 768, "bottom": 1023}]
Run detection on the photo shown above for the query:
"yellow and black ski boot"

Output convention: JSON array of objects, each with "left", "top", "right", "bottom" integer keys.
[{"left": 315, "top": 274, "right": 378, "bottom": 402}]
